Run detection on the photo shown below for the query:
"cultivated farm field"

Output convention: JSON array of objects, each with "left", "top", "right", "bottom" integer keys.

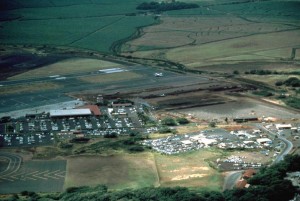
[
  {"left": 0, "top": 0, "right": 156, "bottom": 53},
  {"left": 123, "top": 0, "right": 300, "bottom": 69}
]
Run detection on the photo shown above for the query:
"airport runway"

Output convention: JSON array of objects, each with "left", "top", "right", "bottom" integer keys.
[{"left": 0, "top": 65, "right": 216, "bottom": 114}]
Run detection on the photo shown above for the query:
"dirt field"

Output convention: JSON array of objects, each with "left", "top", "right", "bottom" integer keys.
[
  {"left": 154, "top": 150, "right": 223, "bottom": 191},
  {"left": 9, "top": 58, "right": 122, "bottom": 80},
  {"left": 64, "top": 153, "right": 159, "bottom": 190},
  {"left": 177, "top": 96, "right": 300, "bottom": 121},
  {"left": 78, "top": 71, "right": 143, "bottom": 84}
]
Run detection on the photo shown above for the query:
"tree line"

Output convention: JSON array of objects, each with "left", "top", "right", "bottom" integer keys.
[{"left": 136, "top": 1, "right": 199, "bottom": 12}]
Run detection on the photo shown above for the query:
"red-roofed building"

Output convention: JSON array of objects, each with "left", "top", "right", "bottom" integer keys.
[
  {"left": 236, "top": 179, "right": 248, "bottom": 189},
  {"left": 78, "top": 105, "right": 101, "bottom": 116},
  {"left": 243, "top": 169, "right": 256, "bottom": 179}
]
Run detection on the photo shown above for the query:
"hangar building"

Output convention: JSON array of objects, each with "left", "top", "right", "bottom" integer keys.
[{"left": 50, "top": 109, "right": 92, "bottom": 118}]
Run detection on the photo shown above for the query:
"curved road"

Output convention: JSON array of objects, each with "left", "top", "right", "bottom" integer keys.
[
  {"left": 223, "top": 171, "right": 243, "bottom": 191},
  {"left": 0, "top": 152, "right": 22, "bottom": 178},
  {"left": 256, "top": 124, "right": 293, "bottom": 164}
]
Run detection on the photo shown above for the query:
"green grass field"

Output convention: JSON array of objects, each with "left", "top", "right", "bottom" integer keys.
[{"left": 64, "top": 153, "right": 159, "bottom": 190}]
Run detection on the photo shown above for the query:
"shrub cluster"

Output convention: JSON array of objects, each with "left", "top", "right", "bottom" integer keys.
[{"left": 137, "top": 1, "right": 199, "bottom": 12}]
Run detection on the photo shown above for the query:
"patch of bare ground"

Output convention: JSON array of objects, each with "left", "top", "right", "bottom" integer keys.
[
  {"left": 154, "top": 150, "right": 223, "bottom": 191},
  {"left": 177, "top": 96, "right": 300, "bottom": 121}
]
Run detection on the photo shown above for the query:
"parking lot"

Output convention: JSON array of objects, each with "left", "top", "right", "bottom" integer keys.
[
  {"left": 0, "top": 104, "right": 146, "bottom": 147},
  {"left": 142, "top": 128, "right": 281, "bottom": 155}
]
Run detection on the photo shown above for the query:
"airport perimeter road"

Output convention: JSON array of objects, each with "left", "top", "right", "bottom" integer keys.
[
  {"left": 256, "top": 124, "right": 293, "bottom": 163},
  {"left": 0, "top": 152, "right": 22, "bottom": 178},
  {"left": 223, "top": 171, "right": 243, "bottom": 191}
]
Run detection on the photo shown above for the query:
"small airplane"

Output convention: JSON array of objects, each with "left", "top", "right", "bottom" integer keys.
[{"left": 154, "top": 72, "right": 163, "bottom": 77}]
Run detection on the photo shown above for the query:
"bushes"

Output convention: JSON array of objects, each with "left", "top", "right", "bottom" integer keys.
[
  {"left": 252, "top": 90, "right": 273, "bottom": 97},
  {"left": 103, "top": 132, "right": 118, "bottom": 138},
  {"left": 161, "top": 117, "right": 177, "bottom": 126},
  {"left": 137, "top": 1, "right": 199, "bottom": 12},
  {"left": 128, "top": 145, "right": 144, "bottom": 152},
  {"left": 284, "top": 97, "right": 300, "bottom": 109},
  {"left": 158, "top": 126, "right": 172, "bottom": 133},
  {"left": 176, "top": 117, "right": 189, "bottom": 125},
  {"left": 283, "top": 77, "right": 300, "bottom": 87},
  {"left": 161, "top": 117, "right": 189, "bottom": 126},
  {"left": 275, "top": 81, "right": 283, "bottom": 86}
]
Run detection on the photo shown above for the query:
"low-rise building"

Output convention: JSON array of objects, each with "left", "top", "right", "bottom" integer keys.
[{"left": 276, "top": 124, "right": 292, "bottom": 130}]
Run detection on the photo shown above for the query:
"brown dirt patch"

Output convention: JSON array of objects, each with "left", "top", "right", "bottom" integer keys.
[{"left": 154, "top": 150, "right": 223, "bottom": 190}]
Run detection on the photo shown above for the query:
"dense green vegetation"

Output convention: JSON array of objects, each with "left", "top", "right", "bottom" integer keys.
[
  {"left": 252, "top": 90, "right": 273, "bottom": 97},
  {"left": 161, "top": 117, "right": 177, "bottom": 126},
  {"left": 176, "top": 117, "right": 189, "bottom": 125},
  {"left": 137, "top": 1, "right": 199, "bottom": 12},
  {"left": 284, "top": 97, "right": 300, "bottom": 109},
  {"left": 224, "top": 154, "right": 300, "bottom": 201},
  {"left": 245, "top": 70, "right": 300, "bottom": 76},
  {"left": 283, "top": 77, "right": 300, "bottom": 87},
  {"left": 73, "top": 135, "right": 148, "bottom": 154}
]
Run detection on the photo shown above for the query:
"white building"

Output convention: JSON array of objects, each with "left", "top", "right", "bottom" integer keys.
[
  {"left": 276, "top": 124, "right": 292, "bottom": 130},
  {"left": 50, "top": 109, "right": 92, "bottom": 117}
]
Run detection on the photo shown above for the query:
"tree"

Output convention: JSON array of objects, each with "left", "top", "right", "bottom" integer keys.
[
  {"left": 209, "top": 122, "right": 216, "bottom": 127},
  {"left": 159, "top": 126, "right": 172, "bottom": 133},
  {"left": 176, "top": 117, "right": 189, "bottom": 125},
  {"left": 161, "top": 117, "right": 177, "bottom": 126},
  {"left": 233, "top": 70, "right": 239, "bottom": 75},
  {"left": 275, "top": 81, "right": 283, "bottom": 86}
]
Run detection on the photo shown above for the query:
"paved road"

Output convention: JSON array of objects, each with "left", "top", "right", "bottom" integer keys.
[
  {"left": 0, "top": 159, "right": 66, "bottom": 193},
  {"left": 223, "top": 171, "right": 243, "bottom": 191},
  {"left": 0, "top": 152, "right": 22, "bottom": 178}
]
